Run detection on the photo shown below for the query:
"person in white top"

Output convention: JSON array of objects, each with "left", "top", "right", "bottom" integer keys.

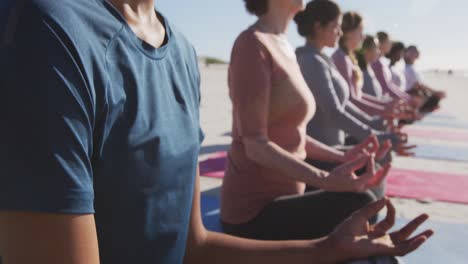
[
  {"left": 404, "top": 47, "right": 422, "bottom": 92},
  {"left": 404, "top": 45, "right": 446, "bottom": 112},
  {"left": 386, "top": 42, "right": 407, "bottom": 91}
]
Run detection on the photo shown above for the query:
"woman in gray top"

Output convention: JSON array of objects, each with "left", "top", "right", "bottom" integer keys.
[
  {"left": 294, "top": 10, "right": 399, "bottom": 147},
  {"left": 358, "top": 36, "right": 385, "bottom": 99}
]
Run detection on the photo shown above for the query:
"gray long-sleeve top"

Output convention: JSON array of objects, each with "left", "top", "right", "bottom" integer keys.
[
  {"left": 362, "top": 65, "right": 384, "bottom": 99},
  {"left": 296, "top": 45, "right": 385, "bottom": 146}
]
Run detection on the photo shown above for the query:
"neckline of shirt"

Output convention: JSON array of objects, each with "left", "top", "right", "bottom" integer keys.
[{"left": 101, "top": 0, "right": 173, "bottom": 60}]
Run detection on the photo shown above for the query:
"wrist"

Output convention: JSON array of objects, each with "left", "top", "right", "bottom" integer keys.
[
  {"left": 335, "top": 151, "right": 346, "bottom": 163},
  {"left": 313, "top": 169, "right": 329, "bottom": 190},
  {"left": 311, "top": 236, "right": 346, "bottom": 264}
]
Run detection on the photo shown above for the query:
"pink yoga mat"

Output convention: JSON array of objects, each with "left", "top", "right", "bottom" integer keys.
[
  {"left": 386, "top": 168, "right": 468, "bottom": 204},
  {"left": 403, "top": 126, "right": 468, "bottom": 141},
  {"left": 199, "top": 151, "right": 227, "bottom": 178},
  {"left": 200, "top": 152, "right": 468, "bottom": 204}
]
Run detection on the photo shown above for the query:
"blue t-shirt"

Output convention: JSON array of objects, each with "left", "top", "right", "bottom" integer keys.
[{"left": 0, "top": 0, "right": 204, "bottom": 263}]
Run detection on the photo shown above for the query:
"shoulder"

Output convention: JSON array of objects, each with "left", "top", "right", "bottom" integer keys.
[
  {"left": 297, "top": 47, "right": 329, "bottom": 71},
  {"left": 331, "top": 49, "right": 344, "bottom": 61},
  {"left": 231, "top": 27, "right": 272, "bottom": 58},
  {"left": 28, "top": 0, "right": 123, "bottom": 49},
  {"left": 405, "top": 64, "right": 415, "bottom": 74},
  {"left": 166, "top": 18, "right": 197, "bottom": 60},
  {"left": 372, "top": 59, "right": 383, "bottom": 70},
  {"left": 228, "top": 27, "right": 276, "bottom": 73}
]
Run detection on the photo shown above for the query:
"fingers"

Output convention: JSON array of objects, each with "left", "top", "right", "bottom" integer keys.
[
  {"left": 367, "top": 155, "right": 376, "bottom": 176},
  {"left": 394, "top": 229, "right": 434, "bottom": 256},
  {"left": 376, "top": 140, "right": 392, "bottom": 161},
  {"left": 373, "top": 199, "right": 396, "bottom": 234},
  {"left": 355, "top": 198, "right": 388, "bottom": 220},
  {"left": 396, "top": 144, "right": 417, "bottom": 157},
  {"left": 364, "top": 164, "right": 391, "bottom": 190},
  {"left": 366, "top": 135, "right": 380, "bottom": 154},
  {"left": 358, "top": 135, "right": 379, "bottom": 155},
  {"left": 398, "top": 133, "right": 408, "bottom": 144},
  {"left": 345, "top": 154, "right": 371, "bottom": 172},
  {"left": 390, "top": 214, "right": 430, "bottom": 243},
  {"left": 352, "top": 156, "right": 377, "bottom": 191}
]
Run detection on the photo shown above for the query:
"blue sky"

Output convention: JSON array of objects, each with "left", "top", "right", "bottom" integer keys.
[{"left": 158, "top": 0, "right": 467, "bottom": 70}]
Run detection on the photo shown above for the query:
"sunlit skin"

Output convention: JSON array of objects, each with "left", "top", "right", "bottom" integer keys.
[
  {"left": 364, "top": 38, "right": 381, "bottom": 66},
  {"left": 344, "top": 23, "right": 365, "bottom": 51},
  {"left": 379, "top": 38, "right": 392, "bottom": 56}
]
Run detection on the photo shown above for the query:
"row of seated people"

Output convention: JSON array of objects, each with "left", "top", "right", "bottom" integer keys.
[{"left": 219, "top": 0, "right": 443, "bottom": 262}]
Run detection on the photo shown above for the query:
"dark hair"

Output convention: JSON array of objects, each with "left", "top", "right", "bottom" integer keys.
[
  {"left": 339, "top": 11, "right": 363, "bottom": 54},
  {"left": 356, "top": 35, "right": 378, "bottom": 70},
  {"left": 294, "top": 0, "right": 341, "bottom": 37},
  {"left": 386, "top": 41, "right": 405, "bottom": 59},
  {"left": 243, "top": 0, "right": 268, "bottom": 16},
  {"left": 406, "top": 45, "right": 418, "bottom": 52},
  {"left": 376, "top": 31, "right": 389, "bottom": 43}
]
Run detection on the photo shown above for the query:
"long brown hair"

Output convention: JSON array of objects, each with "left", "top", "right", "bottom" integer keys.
[
  {"left": 339, "top": 11, "right": 363, "bottom": 60},
  {"left": 339, "top": 11, "right": 364, "bottom": 89},
  {"left": 356, "top": 35, "right": 378, "bottom": 71}
]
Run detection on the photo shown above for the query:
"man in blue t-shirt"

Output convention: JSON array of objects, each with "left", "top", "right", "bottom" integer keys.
[{"left": 0, "top": 0, "right": 432, "bottom": 263}]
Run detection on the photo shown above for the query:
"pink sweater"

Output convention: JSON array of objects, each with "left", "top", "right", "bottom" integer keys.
[
  {"left": 371, "top": 57, "right": 410, "bottom": 100},
  {"left": 220, "top": 27, "right": 316, "bottom": 224}
]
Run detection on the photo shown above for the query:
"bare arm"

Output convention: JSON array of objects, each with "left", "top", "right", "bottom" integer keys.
[
  {"left": 372, "top": 61, "right": 410, "bottom": 101},
  {"left": 185, "top": 168, "right": 430, "bottom": 264},
  {"left": 242, "top": 136, "right": 327, "bottom": 186},
  {"left": 0, "top": 212, "right": 100, "bottom": 264},
  {"left": 229, "top": 35, "right": 328, "bottom": 187},
  {"left": 305, "top": 136, "right": 345, "bottom": 163},
  {"left": 349, "top": 92, "right": 387, "bottom": 115},
  {"left": 184, "top": 168, "right": 334, "bottom": 264}
]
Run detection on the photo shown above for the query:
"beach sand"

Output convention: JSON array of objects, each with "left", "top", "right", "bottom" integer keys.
[{"left": 198, "top": 64, "right": 468, "bottom": 224}]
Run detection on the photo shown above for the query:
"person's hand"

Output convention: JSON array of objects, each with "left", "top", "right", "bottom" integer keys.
[
  {"left": 388, "top": 130, "right": 416, "bottom": 156},
  {"left": 408, "top": 96, "right": 424, "bottom": 108},
  {"left": 326, "top": 198, "right": 434, "bottom": 261},
  {"left": 376, "top": 140, "right": 392, "bottom": 161},
  {"left": 344, "top": 135, "right": 380, "bottom": 161},
  {"left": 383, "top": 100, "right": 406, "bottom": 119},
  {"left": 385, "top": 101, "right": 421, "bottom": 122},
  {"left": 395, "top": 144, "right": 417, "bottom": 157},
  {"left": 322, "top": 155, "right": 391, "bottom": 193},
  {"left": 434, "top": 90, "right": 447, "bottom": 99}
]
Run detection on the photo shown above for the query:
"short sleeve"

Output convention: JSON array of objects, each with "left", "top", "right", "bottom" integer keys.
[
  {"left": 229, "top": 32, "right": 272, "bottom": 138},
  {"left": 191, "top": 46, "right": 205, "bottom": 145},
  {"left": 0, "top": 14, "right": 95, "bottom": 214}
]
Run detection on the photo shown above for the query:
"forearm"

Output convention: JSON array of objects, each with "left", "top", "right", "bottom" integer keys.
[
  {"left": 186, "top": 231, "right": 337, "bottom": 264},
  {"left": 362, "top": 93, "right": 391, "bottom": 105},
  {"left": 243, "top": 138, "right": 327, "bottom": 187},
  {"left": 383, "top": 82, "right": 410, "bottom": 100},
  {"left": 305, "top": 136, "right": 344, "bottom": 163},
  {"left": 349, "top": 94, "right": 385, "bottom": 115},
  {"left": 346, "top": 103, "right": 385, "bottom": 132},
  {"left": 346, "top": 102, "right": 377, "bottom": 124}
]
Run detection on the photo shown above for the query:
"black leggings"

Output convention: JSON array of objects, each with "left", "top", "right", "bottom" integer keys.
[{"left": 222, "top": 189, "right": 377, "bottom": 240}]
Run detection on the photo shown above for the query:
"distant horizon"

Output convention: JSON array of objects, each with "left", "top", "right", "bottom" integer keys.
[
  {"left": 158, "top": 0, "right": 467, "bottom": 71},
  {"left": 196, "top": 55, "right": 468, "bottom": 73}
]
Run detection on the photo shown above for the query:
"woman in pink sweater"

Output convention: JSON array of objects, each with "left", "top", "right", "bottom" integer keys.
[{"left": 221, "top": 0, "right": 394, "bottom": 241}]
